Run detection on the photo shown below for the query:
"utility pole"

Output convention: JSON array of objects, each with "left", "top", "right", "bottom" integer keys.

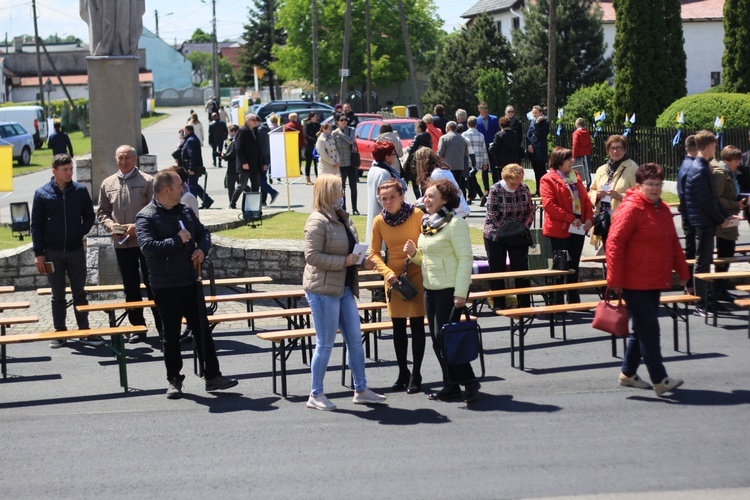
[
  {"left": 32, "top": 0, "right": 45, "bottom": 110},
  {"left": 546, "top": 0, "right": 557, "bottom": 127},
  {"left": 311, "top": 0, "right": 319, "bottom": 101},
  {"left": 211, "top": 0, "right": 220, "bottom": 101},
  {"left": 155, "top": 10, "right": 160, "bottom": 37},
  {"left": 267, "top": 0, "right": 277, "bottom": 100},
  {"left": 365, "top": 0, "right": 372, "bottom": 112},
  {"left": 339, "top": 0, "right": 352, "bottom": 105},
  {"left": 397, "top": 0, "right": 421, "bottom": 117}
]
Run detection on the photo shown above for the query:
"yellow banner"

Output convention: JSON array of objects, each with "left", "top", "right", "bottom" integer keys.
[
  {"left": 0, "top": 145, "right": 12, "bottom": 191},
  {"left": 284, "top": 131, "right": 301, "bottom": 178}
]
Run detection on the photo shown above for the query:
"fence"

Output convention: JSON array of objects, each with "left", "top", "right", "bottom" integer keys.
[{"left": 552, "top": 124, "right": 748, "bottom": 181}]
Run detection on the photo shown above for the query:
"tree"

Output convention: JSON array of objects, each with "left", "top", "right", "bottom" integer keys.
[
  {"left": 238, "top": 0, "right": 286, "bottom": 100},
  {"left": 559, "top": 82, "right": 614, "bottom": 126},
  {"left": 422, "top": 14, "right": 514, "bottom": 115},
  {"left": 274, "top": 0, "right": 442, "bottom": 93},
  {"left": 187, "top": 51, "right": 213, "bottom": 85},
  {"left": 613, "top": 0, "right": 686, "bottom": 126},
  {"left": 189, "top": 28, "right": 212, "bottom": 43},
  {"left": 722, "top": 0, "right": 750, "bottom": 93},
  {"left": 511, "top": 0, "right": 611, "bottom": 117}
]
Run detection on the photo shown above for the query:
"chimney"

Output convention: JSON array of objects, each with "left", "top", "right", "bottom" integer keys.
[{"left": 13, "top": 37, "right": 23, "bottom": 53}]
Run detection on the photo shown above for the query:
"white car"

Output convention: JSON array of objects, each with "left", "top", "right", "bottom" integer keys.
[{"left": 0, "top": 122, "right": 35, "bottom": 165}]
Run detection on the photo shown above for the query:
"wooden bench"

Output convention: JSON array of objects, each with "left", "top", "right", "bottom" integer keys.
[
  {"left": 0, "top": 286, "right": 14, "bottom": 294},
  {"left": 496, "top": 294, "right": 700, "bottom": 370},
  {"left": 471, "top": 268, "right": 574, "bottom": 284},
  {"left": 0, "top": 314, "right": 39, "bottom": 378},
  {"left": 257, "top": 318, "right": 439, "bottom": 397},
  {"left": 36, "top": 276, "right": 274, "bottom": 296},
  {"left": 468, "top": 280, "right": 607, "bottom": 314},
  {"left": 0, "top": 325, "right": 147, "bottom": 391},
  {"left": 732, "top": 298, "right": 750, "bottom": 339},
  {"left": 694, "top": 271, "right": 750, "bottom": 327}
]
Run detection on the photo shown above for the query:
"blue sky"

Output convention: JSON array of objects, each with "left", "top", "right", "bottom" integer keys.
[{"left": 0, "top": 0, "right": 468, "bottom": 47}]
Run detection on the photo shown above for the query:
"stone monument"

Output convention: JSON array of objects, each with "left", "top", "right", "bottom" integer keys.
[{"left": 80, "top": 0, "right": 146, "bottom": 204}]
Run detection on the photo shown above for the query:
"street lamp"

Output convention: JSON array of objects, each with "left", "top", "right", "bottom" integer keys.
[{"left": 10, "top": 202, "right": 30, "bottom": 241}]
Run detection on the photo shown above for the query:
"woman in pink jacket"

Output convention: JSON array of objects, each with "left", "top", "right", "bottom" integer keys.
[{"left": 606, "top": 163, "right": 690, "bottom": 397}]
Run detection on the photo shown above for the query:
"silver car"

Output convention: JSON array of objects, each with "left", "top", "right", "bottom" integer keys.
[{"left": 0, "top": 122, "right": 35, "bottom": 165}]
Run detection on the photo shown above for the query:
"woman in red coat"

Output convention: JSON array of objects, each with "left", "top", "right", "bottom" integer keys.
[
  {"left": 606, "top": 163, "right": 690, "bottom": 397},
  {"left": 540, "top": 147, "right": 594, "bottom": 303}
]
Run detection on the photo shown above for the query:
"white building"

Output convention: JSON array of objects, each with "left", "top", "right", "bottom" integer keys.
[{"left": 461, "top": 0, "right": 726, "bottom": 96}]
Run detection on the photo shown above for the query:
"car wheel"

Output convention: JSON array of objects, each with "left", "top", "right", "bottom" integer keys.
[{"left": 20, "top": 147, "right": 31, "bottom": 166}]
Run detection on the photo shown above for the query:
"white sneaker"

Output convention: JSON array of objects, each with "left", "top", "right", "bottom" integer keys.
[
  {"left": 653, "top": 377, "right": 684, "bottom": 397},
  {"left": 307, "top": 393, "right": 336, "bottom": 411},
  {"left": 352, "top": 388, "right": 387, "bottom": 405},
  {"left": 619, "top": 372, "right": 651, "bottom": 389}
]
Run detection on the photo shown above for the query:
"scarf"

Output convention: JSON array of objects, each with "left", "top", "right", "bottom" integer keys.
[
  {"left": 382, "top": 202, "right": 415, "bottom": 227},
  {"left": 606, "top": 157, "right": 627, "bottom": 183},
  {"left": 421, "top": 207, "right": 453, "bottom": 235},
  {"left": 372, "top": 160, "right": 408, "bottom": 191},
  {"left": 722, "top": 162, "right": 741, "bottom": 197},
  {"left": 554, "top": 169, "right": 582, "bottom": 215}
]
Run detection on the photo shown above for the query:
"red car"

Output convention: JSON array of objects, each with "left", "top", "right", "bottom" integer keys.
[{"left": 355, "top": 118, "right": 418, "bottom": 171}]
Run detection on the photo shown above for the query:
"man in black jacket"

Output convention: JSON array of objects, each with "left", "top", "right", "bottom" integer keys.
[
  {"left": 684, "top": 130, "right": 733, "bottom": 315},
  {"left": 505, "top": 105, "right": 524, "bottom": 160},
  {"left": 181, "top": 125, "right": 214, "bottom": 209},
  {"left": 31, "top": 154, "right": 97, "bottom": 347},
  {"left": 208, "top": 112, "right": 228, "bottom": 168},
  {"left": 136, "top": 169, "right": 238, "bottom": 399},
  {"left": 230, "top": 113, "right": 265, "bottom": 208}
]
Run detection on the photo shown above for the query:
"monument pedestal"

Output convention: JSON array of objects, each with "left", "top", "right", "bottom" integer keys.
[{"left": 87, "top": 55, "right": 142, "bottom": 204}]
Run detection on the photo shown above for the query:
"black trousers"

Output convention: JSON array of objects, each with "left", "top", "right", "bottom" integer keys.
[
  {"left": 231, "top": 167, "right": 260, "bottom": 206},
  {"left": 339, "top": 166, "right": 358, "bottom": 211},
  {"left": 531, "top": 160, "right": 547, "bottom": 195},
  {"left": 693, "top": 225, "right": 716, "bottom": 308},
  {"left": 153, "top": 283, "right": 222, "bottom": 382},
  {"left": 484, "top": 237, "right": 531, "bottom": 308},
  {"left": 682, "top": 220, "right": 696, "bottom": 284},
  {"left": 114, "top": 247, "right": 161, "bottom": 333},
  {"left": 549, "top": 233, "right": 585, "bottom": 303},
  {"left": 304, "top": 145, "right": 318, "bottom": 177},
  {"left": 226, "top": 170, "right": 239, "bottom": 204},
  {"left": 424, "top": 287, "right": 476, "bottom": 386},
  {"left": 45, "top": 247, "right": 89, "bottom": 331}
]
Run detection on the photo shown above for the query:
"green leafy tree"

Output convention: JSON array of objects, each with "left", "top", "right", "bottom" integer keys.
[
  {"left": 187, "top": 51, "right": 213, "bottom": 85},
  {"left": 511, "top": 0, "right": 611, "bottom": 116},
  {"left": 189, "top": 28, "right": 213, "bottom": 43},
  {"left": 274, "top": 0, "right": 442, "bottom": 92},
  {"left": 722, "top": 0, "right": 750, "bottom": 93},
  {"left": 422, "top": 14, "right": 514, "bottom": 115},
  {"left": 613, "top": 0, "right": 686, "bottom": 126},
  {"left": 559, "top": 83, "right": 614, "bottom": 126},
  {"left": 238, "top": 0, "right": 286, "bottom": 100}
]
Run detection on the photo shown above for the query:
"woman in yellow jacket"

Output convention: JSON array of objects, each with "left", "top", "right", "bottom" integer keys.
[
  {"left": 588, "top": 135, "right": 638, "bottom": 248},
  {"left": 404, "top": 178, "right": 479, "bottom": 403}
]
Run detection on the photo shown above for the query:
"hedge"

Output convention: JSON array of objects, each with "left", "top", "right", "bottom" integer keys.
[
  {"left": 559, "top": 82, "right": 615, "bottom": 127},
  {"left": 656, "top": 93, "right": 750, "bottom": 129}
]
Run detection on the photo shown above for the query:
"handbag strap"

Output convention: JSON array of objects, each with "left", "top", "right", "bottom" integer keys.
[
  {"left": 448, "top": 306, "right": 472, "bottom": 324},
  {"left": 402, "top": 258, "right": 410, "bottom": 276},
  {"left": 603, "top": 287, "right": 624, "bottom": 307}
]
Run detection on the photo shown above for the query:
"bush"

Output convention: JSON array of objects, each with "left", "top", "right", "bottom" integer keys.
[
  {"left": 559, "top": 82, "right": 614, "bottom": 126},
  {"left": 656, "top": 93, "right": 750, "bottom": 128},
  {"left": 703, "top": 84, "right": 726, "bottom": 94}
]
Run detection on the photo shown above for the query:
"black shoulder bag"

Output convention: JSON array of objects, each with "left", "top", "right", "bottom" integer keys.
[{"left": 388, "top": 258, "right": 418, "bottom": 301}]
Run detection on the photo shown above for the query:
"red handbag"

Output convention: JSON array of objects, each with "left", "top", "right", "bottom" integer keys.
[{"left": 592, "top": 289, "right": 629, "bottom": 337}]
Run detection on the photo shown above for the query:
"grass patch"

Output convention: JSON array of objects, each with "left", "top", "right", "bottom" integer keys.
[
  {"left": 12, "top": 112, "right": 169, "bottom": 176},
  {"left": 0, "top": 226, "right": 32, "bottom": 250},
  {"left": 216, "top": 210, "right": 486, "bottom": 245}
]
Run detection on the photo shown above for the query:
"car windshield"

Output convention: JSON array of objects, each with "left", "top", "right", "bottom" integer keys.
[{"left": 391, "top": 122, "right": 416, "bottom": 140}]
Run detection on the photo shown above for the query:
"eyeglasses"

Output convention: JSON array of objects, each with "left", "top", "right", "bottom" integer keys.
[
  {"left": 338, "top": 118, "right": 347, "bottom": 122},
  {"left": 608, "top": 146, "right": 624, "bottom": 152},
  {"left": 642, "top": 182, "right": 664, "bottom": 189},
  {"left": 506, "top": 110, "right": 515, "bottom": 114},
  {"left": 479, "top": 106, "right": 488, "bottom": 110}
]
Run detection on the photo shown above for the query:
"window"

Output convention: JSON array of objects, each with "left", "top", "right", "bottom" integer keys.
[
  {"left": 711, "top": 72, "right": 721, "bottom": 87},
  {"left": 513, "top": 17, "right": 520, "bottom": 30},
  {"left": 393, "top": 122, "right": 416, "bottom": 141},
  {"left": 357, "top": 123, "right": 373, "bottom": 140},
  {"left": 371, "top": 125, "right": 381, "bottom": 137},
  {"left": 495, "top": 20, "right": 502, "bottom": 33}
]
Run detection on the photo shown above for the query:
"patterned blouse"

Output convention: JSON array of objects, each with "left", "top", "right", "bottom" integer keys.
[{"left": 483, "top": 181, "right": 535, "bottom": 241}]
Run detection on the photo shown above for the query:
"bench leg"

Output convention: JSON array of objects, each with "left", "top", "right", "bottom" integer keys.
[
  {"left": 712, "top": 281, "right": 718, "bottom": 327},
  {"left": 341, "top": 341, "right": 348, "bottom": 387},
  {"left": 270, "top": 342, "right": 278, "bottom": 395},
  {"left": 685, "top": 303, "right": 691, "bottom": 355},
  {"left": 1, "top": 324, "right": 6, "bottom": 379},
  {"left": 280, "top": 339, "right": 287, "bottom": 398},
  {"left": 519, "top": 317, "right": 525, "bottom": 371},
  {"left": 112, "top": 335, "right": 128, "bottom": 392},
  {"left": 510, "top": 318, "right": 516, "bottom": 368}
]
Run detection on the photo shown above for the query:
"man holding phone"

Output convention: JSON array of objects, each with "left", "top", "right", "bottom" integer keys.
[{"left": 31, "top": 154, "right": 97, "bottom": 348}]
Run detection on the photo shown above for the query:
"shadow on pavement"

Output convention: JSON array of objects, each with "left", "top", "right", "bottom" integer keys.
[
  {"left": 462, "top": 393, "right": 562, "bottom": 413},
  {"left": 335, "top": 406, "right": 452, "bottom": 425},
  {"left": 628, "top": 389, "right": 750, "bottom": 406},
  {"left": 181, "top": 392, "right": 281, "bottom": 413},
  {"left": 0, "top": 387, "right": 164, "bottom": 409}
]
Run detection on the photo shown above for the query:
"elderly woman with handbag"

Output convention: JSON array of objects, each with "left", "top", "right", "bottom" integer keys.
[
  {"left": 303, "top": 174, "right": 386, "bottom": 411},
  {"left": 404, "top": 179, "right": 480, "bottom": 403},
  {"left": 588, "top": 135, "right": 638, "bottom": 248},
  {"left": 368, "top": 179, "right": 426, "bottom": 394},
  {"left": 540, "top": 147, "right": 594, "bottom": 304},
  {"left": 607, "top": 163, "right": 689, "bottom": 397},
  {"left": 483, "top": 164, "right": 535, "bottom": 309},
  {"left": 315, "top": 121, "right": 340, "bottom": 176}
]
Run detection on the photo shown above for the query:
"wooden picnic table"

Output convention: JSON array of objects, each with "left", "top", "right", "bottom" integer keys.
[
  {"left": 0, "top": 286, "right": 14, "bottom": 294},
  {"left": 694, "top": 271, "right": 750, "bottom": 327},
  {"left": 36, "top": 276, "right": 274, "bottom": 295}
]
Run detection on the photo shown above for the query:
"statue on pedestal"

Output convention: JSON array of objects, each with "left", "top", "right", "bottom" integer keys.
[{"left": 80, "top": 0, "right": 146, "bottom": 56}]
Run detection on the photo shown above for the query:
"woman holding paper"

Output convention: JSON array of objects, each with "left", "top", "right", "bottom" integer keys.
[
  {"left": 540, "top": 147, "right": 594, "bottom": 303},
  {"left": 368, "top": 179, "right": 426, "bottom": 393},
  {"left": 302, "top": 174, "right": 386, "bottom": 411},
  {"left": 588, "top": 135, "right": 638, "bottom": 248}
]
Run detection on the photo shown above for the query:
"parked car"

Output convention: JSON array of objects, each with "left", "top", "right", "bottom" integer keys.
[
  {"left": 321, "top": 113, "right": 381, "bottom": 126},
  {"left": 0, "top": 122, "right": 35, "bottom": 165},
  {"left": 0, "top": 106, "right": 48, "bottom": 148},
  {"left": 275, "top": 108, "right": 334, "bottom": 126},
  {"left": 256, "top": 100, "right": 333, "bottom": 120},
  {"left": 354, "top": 118, "right": 418, "bottom": 171}
]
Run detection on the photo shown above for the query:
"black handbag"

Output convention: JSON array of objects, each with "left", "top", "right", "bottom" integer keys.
[
  {"left": 552, "top": 249, "right": 570, "bottom": 270},
  {"left": 388, "top": 259, "right": 418, "bottom": 301},
  {"left": 440, "top": 307, "right": 482, "bottom": 366},
  {"left": 593, "top": 209, "right": 611, "bottom": 237},
  {"left": 350, "top": 151, "right": 361, "bottom": 168},
  {"left": 497, "top": 221, "right": 533, "bottom": 247}
]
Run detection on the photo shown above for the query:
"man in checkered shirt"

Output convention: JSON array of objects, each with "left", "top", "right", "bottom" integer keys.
[{"left": 463, "top": 116, "right": 491, "bottom": 206}]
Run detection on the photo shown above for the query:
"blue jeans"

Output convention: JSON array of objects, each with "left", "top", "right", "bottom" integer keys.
[
  {"left": 621, "top": 289, "right": 668, "bottom": 384},
  {"left": 306, "top": 287, "right": 367, "bottom": 396}
]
